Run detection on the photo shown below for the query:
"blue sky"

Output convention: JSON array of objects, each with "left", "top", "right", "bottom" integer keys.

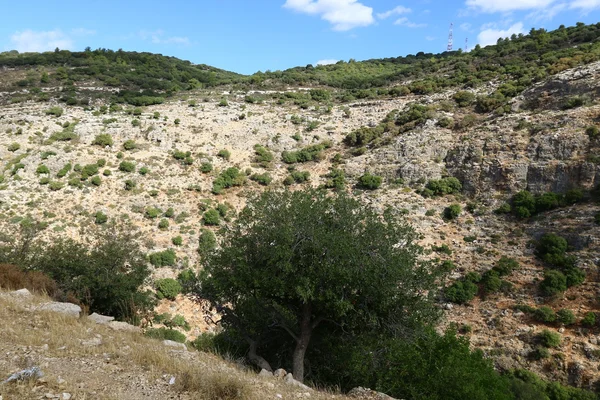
[{"left": 1, "top": 0, "right": 599, "bottom": 74}]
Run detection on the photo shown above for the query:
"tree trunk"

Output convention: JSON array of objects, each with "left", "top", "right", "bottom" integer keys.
[
  {"left": 247, "top": 338, "right": 273, "bottom": 372},
  {"left": 292, "top": 304, "right": 312, "bottom": 382}
]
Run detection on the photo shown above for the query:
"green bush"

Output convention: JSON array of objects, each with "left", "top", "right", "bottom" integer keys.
[
  {"left": 57, "top": 163, "right": 72, "bottom": 178},
  {"left": 145, "top": 327, "right": 186, "bottom": 343},
  {"left": 44, "top": 106, "right": 63, "bottom": 117},
  {"left": 534, "top": 306, "right": 556, "bottom": 323},
  {"left": 7, "top": 142, "right": 20, "bottom": 152},
  {"left": 254, "top": 144, "right": 274, "bottom": 167},
  {"left": 445, "top": 280, "right": 478, "bottom": 304},
  {"left": 49, "top": 181, "right": 65, "bottom": 191},
  {"left": 36, "top": 165, "right": 50, "bottom": 174},
  {"left": 284, "top": 170, "right": 310, "bottom": 185},
  {"left": 93, "top": 134, "right": 113, "bottom": 147},
  {"left": 39, "top": 177, "right": 50, "bottom": 185},
  {"left": 158, "top": 219, "right": 169, "bottom": 230},
  {"left": 324, "top": 168, "right": 346, "bottom": 190},
  {"left": 96, "top": 158, "right": 106, "bottom": 168},
  {"left": 424, "top": 177, "right": 462, "bottom": 196},
  {"left": 556, "top": 309, "right": 576, "bottom": 325},
  {"left": 538, "top": 329, "right": 561, "bottom": 348},
  {"left": 586, "top": 125, "right": 599, "bottom": 138},
  {"left": 148, "top": 249, "right": 176, "bottom": 267},
  {"left": 281, "top": 142, "right": 331, "bottom": 164},
  {"left": 540, "top": 270, "right": 567, "bottom": 296},
  {"left": 123, "top": 139, "right": 136, "bottom": 150},
  {"left": 582, "top": 312, "right": 596, "bottom": 327},
  {"left": 452, "top": 91, "right": 476, "bottom": 107},
  {"left": 124, "top": 179, "right": 136, "bottom": 191},
  {"left": 444, "top": 204, "right": 462, "bottom": 220},
  {"left": 217, "top": 149, "right": 231, "bottom": 160},
  {"left": 250, "top": 173, "right": 272, "bottom": 186},
  {"left": 139, "top": 166, "right": 149, "bottom": 175},
  {"left": 493, "top": 256, "right": 519, "bottom": 276},
  {"left": 119, "top": 161, "right": 135, "bottom": 172},
  {"left": 358, "top": 173, "right": 383, "bottom": 190},
  {"left": 164, "top": 207, "right": 175, "bottom": 218},
  {"left": 172, "top": 236, "right": 183, "bottom": 246},
  {"left": 81, "top": 163, "right": 99, "bottom": 178},
  {"left": 203, "top": 209, "right": 220, "bottom": 226},
  {"left": 198, "top": 229, "right": 217, "bottom": 259},
  {"left": 155, "top": 278, "right": 182, "bottom": 300},
  {"left": 94, "top": 211, "right": 108, "bottom": 224},
  {"left": 200, "top": 162, "right": 213, "bottom": 173},
  {"left": 145, "top": 207, "right": 162, "bottom": 219},
  {"left": 212, "top": 167, "right": 245, "bottom": 194}
]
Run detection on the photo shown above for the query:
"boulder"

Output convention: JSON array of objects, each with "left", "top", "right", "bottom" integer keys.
[
  {"left": 284, "top": 373, "right": 312, "bottom": 391},
  {"left": 163, "top": 340, "right": 187, "bottom": 351},
  {"left": 273, "top": 368, "right": 287, "bottom": 379},
  {"left": 348, "top": 387, "right": 397, "bottom": 399},
  {"left": 107, "top": 321, "right": 141, "bottom": 332},
  {"left": 37, "top": 302, "right": 81, "bottom": 318},
  {"left": 87, "top": 313, "right": 114, "bottom": 325},
  {"left": 259, "top": 369, "right": 273, "bottom": 377}
]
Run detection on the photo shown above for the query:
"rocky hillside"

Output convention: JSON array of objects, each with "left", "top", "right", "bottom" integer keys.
[{"left": 1, "top": 25, "right": 600, "bottom": 394}]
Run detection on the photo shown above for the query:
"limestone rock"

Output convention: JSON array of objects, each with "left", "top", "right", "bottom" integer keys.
[
  {"left": 163, "top": 340, "right": 186, "bottom": 350},
  {"left": 259, "top": 369, "right": 273, "bottom": 377},
  {"left": 273, "top": 368, "right": 287, "bottom": 379},
  {"left": 283, "top": 373, "right": 312, "bottom": 391},
  {"left": 348, "top": 386, "right": 397, "bottom": 399},
  {"left": 107, "top": 321, "right": 141, "bottom": 332},
  {"left": 37, "top": 302, "right": 81, "bottom": 318},
  {"left": 87, "top": 312, "right": 115, "bottom": 325}
]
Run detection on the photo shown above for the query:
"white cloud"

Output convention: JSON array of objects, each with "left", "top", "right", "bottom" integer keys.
[
  {"left": 139, "top": 30, "right": 190, "bottom": 45},
  {"left": 477, "top": 22, "right": 525, "bottom": 46},
  {"left": 570, "top": 0, "right": 600, "bottom": 10},
  {"left": 377, "top": 5, "right": 411, "bottom": 19},
  {"left": 9, "top": 29, "right": 73, "bottom": 52},
  {"left": 460, "top": 22, "right": 472, "bottom": 31},
  {"left": 466, "top": 0, "right": 556, "bottom": 12},
  {"left": 527, "top": 2, "right": 567, "bottom": 20},
  {"left": 425, "top": 35, "right": 436, "bottom": 41},
  {"left": 71, "top": 28, "right": 96, "bottom": 36},
  {"left": 394, "top": 17, "right": 427, "bottom": 28},
  {"left": 316, "top": 59, "right": 339, "bottom": 65},
  {"left": 283, "top": 0, "right": 374, "bottom": 31}
]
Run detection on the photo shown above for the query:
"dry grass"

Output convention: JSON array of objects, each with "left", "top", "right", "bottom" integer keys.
[{"left": 0, "top": 292, "right": 346, "bottom": 400}]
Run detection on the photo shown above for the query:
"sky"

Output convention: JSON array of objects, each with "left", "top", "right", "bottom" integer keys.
[{"left": 1, "top": 0, "right": 599, "bottom": 74}]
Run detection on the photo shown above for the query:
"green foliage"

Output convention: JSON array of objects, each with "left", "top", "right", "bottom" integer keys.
[
  {"left": 48, "top": 122, "right": 78, "bottom": 142},
  {"left": 556, "top": 309, "right": 576, "bottom": 325},
  {"left": 198, "top": 189, "right": 443, "bottom": 381},
  {"left": 56, "top": 163, "right": 72, "bottom": 178},
  {"left": 119, "top": 161, "right": 135, "bottom": 172},
  {"left": 540, "top": 270, "right": 567, "bottom": 296},
  {"left": 452, "top": 91, "right": 476, "bottom": 107},
  {"left": 324, "top": 168, "right": 346, "bottom": 190},
  {"left": 534, "top": 306, "right": 557, "bottom": 323},
  {"left": 212, "top": 167, "right": 245, "bottom": 194},
  {"left": 177, "top": 269, "right": 198, "bottom": 294},
  {"left": 198, "top": 229, "right": 217, "bottom": 259},
  {"left": 218, "top": 98, "right": 228, "bottom": 107},
  {"left": 48, "top": 181, "right": 64, "bottom": 191},
  {"left": 145, "top": 327, "right": 186, "bottom": 343},
  {"left": 7, "top": 142, "right": 20, "bottom": 152},
  {"left": 582, "top": 312, "right": 596, "bottom": 327},
  {"left": 281, "top": 141, "right": 331, "bottom": 164},
  {"left": 164, "top": 207, "right": 175, "bottom": 218},
  {"left": 44, "top": 106, "right": 63, "bottom": 117},
  {"left": 445, "top": 280, "right": 478, "bottom": 304},
  {"left": 94, "top": 211, "right": 108, "bottom": 225},
  {"left": 92, "top": 134, "right": 113, "bottom": 147},
  {"left": 358, "top": 173, "right": 383, "bottom": 190},
  {"left": 81, "top": 163, "right": 99, "bottom": 178},
  {"left": 424, "top": 177, "right": 462, "bottom": 197},
  {"left": 538, "top": 329, "right": 561, "bottom": 348},
  {"left": 250, "top": 173, "right": 272, "bottom": 186},
  {"left": 36, "top": 165, "right": 50, "bottom": 175},
  {"left": 254, "top": 144, "right": 274, "bottom": 167},
  {"left": 123, "top": 139, "right": 136, "bottom": 150},
  {"left": 145, "top": 207, "right": 162, "bottom": 219},
  {"left": 155, "top": 278, "right": 182, "bottom": 300},
  {"left": 444, "top": 204, "right": 462, "bottom": 220},
  {"left": 158, "top": 218, "right": 169, "bottom": 230},
  {"left": 200, "top": 162, "right": 213, "bottom": 173},
  {"left": 203, "top": 209, "right": 220, "bottom": 226},
  {"left": 138, "top": 166, "right": 149, "bottom": 175},
  {"left": 124, "top": 179, "right": 136, "bottom": 191},
  {"left": 217, "top": 149, "right": 231, "bottom": 160},
  {"left": 586, "top": 125, "right": 599, "bottom": 138},
  {"left": 148, "top": 249, "right": 176, "bottom": 267},
  {"left": 493, "top": 256, "right": 520, "bottom": 276},
  {"left": 284, "top": 170, "right": 310, "bottom": 185},
  {"left": 171, "top": 236, "right": 183, "bottom": 246}
]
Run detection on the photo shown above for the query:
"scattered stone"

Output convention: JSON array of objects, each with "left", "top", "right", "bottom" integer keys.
[
  {"left": 81, "top": 336, "right": 102, "bottom": 347},
  {"left": 107, "top": 321, "right": 141, "bottom": 332},
  {"left": 348, "top": 386, "right": 397, "bottom": 399},
  {"left": 62, "top": 394, "right": 72, "bottom": 400},
  {"left": 163, "top": 340, "right": 187, "bottom": 350},
  {"left": 284, "top": 373, "right": 312, "bottom": 391},
  {"left": 259, "top": 368, "right": 273, "bottom": 377},
  {"left": 87, "top": 312, "right": 114, "bottom": 325},
  {"left": 2, "top": 366, "right": 43, "bottom": 383},
  {"left": 37, "top": 302, "right": 81, "bottom": 318},
  {"left": 273, "top": 368, "right": 287, "bottom": 379},
  {"left": 168, "top": 376, "right": 176, "bottom": 385}
]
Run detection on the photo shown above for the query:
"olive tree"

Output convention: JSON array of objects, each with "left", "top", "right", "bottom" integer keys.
[{"left": 198, "top": 189, "right": 443, "bottom": 382}]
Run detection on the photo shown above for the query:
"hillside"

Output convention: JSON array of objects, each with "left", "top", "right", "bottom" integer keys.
[{"left": 1, "top": 22, "right": 600, "bottom": 399}]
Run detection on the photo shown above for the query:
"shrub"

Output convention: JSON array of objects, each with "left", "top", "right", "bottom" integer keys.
[
  {"left": 44, "top": 106, "right": 63, "bottom": 117},
  {"left": 582, "top": 312, "right": 596, "bottom": 327},
  {"left": 174, "top": 118, "right": 180, "bottom": 125},
  {"left": 557, "top": 309, "right": 576, "bottom": 326},
  {"left": 57, "top": 163, "right": 72, "bottom": 178},
  {"left": 424, "top": 177, "right": 462, "bottom": 196},
  {"left": 445, "top": 280, "right": 478, "bottom": 304},
  {"left": 48, "top": 181, "right": 64, "bottom": 191},
  {"left": 218, "top": 98, "right": 228, "bottom": 107},
  {"left": 139, "top": 166, "right": 149, "bottom": 175},
  {"left": 124, "top": 180, "right": 136, "bottom": 191},
  {"left": 145, "top": 207, "right": 162, "bottom": 219},
  {"left": 512, "top": 191, "right": 536, "bottom": 218},
  {"left": 203, "top": 209, "right": 220, "bottom": 226},
  {"left": 155, "top": 278, "right": 182, "bottom": 300},
  {"left": 284, "top": 170, "right": 310, "bottom": 186},
  {"left": 145, "top": 327, "right": 186, "bottom": 343},
  {"left": 250, "top": 173, "right": 272, "bottom": 186},
  {"left": 534, "top": 306, "right": 556, "bottom": 323},
  {"left": 164, "top": 208, "right": 175, "bottom": 218},
  {"left": 254, "top": 144, "right": 274, "bottom": 167},
  {"left": 200, "top": 162, "right": 213, "bottom": 173},
  {"left": 81, "top": 163, "right": 99, "bottom": 178},
  {"left": 453, "top": 91, "right": 476, "bottom": 107},
  {"left": 123, "top": 140, "right": 136, "bottom": 150},
  {"left": 7, "top": 142, "right": 20, "bottom": 152},
  {"left": 586, "top": 126, "right": 599, "bottom": 139},
  {"left": 92, "top": 134, "right": 113, "bottom": 147},
  {"left": 36, "top": 165, "right": 50, "bottom": 174},
  {"left": 158, "top": 219, "right": 169, "bottom": 230},
  {"left": 212, "top": 167, "right": 245, "bottom": 194},
  {"left": 481, "top": 270, "right": 503, "bottom": 294},
  {"left": 495, "top": 203, "right": 511, "bottom": 214},
  {"left": 198, "top": 229, "right": 217, "bottom": 259},
  {"left": 444, "top": 204, "right": 461, "bottom": 220},
  {"left": 172, "top": 236, "right": 183, "bottom": 246},
  {"left": 119, "top": 161, "right": 135, "bottom": 172},
  {"left": 530, "top": 346, "right": 551, "bottom": 360},
  {"left": 96, "top": 158, "right": 106, "bottom": 167},
  {"left": 540, "top": 270, "right": 567, "bottom": 296},
  {"left": 94, "top": 211, "right": 108, "bottom": 224},
  {"left": 217, "top": 149, "right": 231, "bottom": 160},
  {"left": 358, "top": 173, "right": 383, "bottom": 190},
  {"left": 282, "top": 142, "right": 331, "bottom": 164},
  {"left": 324, "top": 168, "right": 346, "bottom": 190},
  {"left": 148, "top": 249, "right": 176, "bottom": 267},
  {"left": 493, "top": 256, "right": 519, "bottom": 276},
  {"left": 538, "top": 329, "right": 561, "bottom": 348},
  {"left": 39, "top": 177, "right": 50, "bottom": 185}
]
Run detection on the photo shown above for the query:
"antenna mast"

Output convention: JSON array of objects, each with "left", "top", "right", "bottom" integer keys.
[
  {"left": 447, "top": 23, "right": 453, "bottom": 51},
  {"left": 464, "top": 37, "right": 468, "bottom": 52}
]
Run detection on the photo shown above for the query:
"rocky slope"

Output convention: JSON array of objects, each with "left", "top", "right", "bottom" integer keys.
[{"left": 0, "top": 60, "right": 599, "bottom": 390}]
